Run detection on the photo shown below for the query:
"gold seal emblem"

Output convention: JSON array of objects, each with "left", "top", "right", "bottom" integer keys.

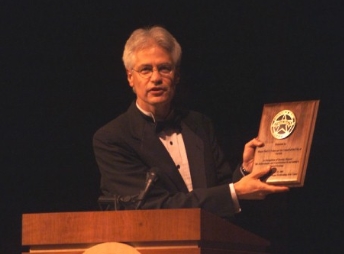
[{"left": 270, "top": 110, "right": 296, "bottom": 139}]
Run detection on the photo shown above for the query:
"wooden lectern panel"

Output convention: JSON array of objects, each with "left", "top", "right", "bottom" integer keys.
[{"left": 22, "top": 209, "right": 270, "bottom": 254}]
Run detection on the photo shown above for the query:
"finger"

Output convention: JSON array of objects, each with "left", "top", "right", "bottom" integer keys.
[
  {"left": 258, "top": 192, "right": 266, "bottom": 199},
  {"left": 264, "top": 185, "right": 289, "bottom": 193},
  {"left": 260, "top": 167, "right": 277, "bottom": 182},
  {"left": 249, "top": 137, "right": 264, "bottom": 148},
  {"left": 243, "top": 138, "right": 265, "bottom": 167},
  {"left": 250, "top": 166, "right": 271, "bottom": 178}
]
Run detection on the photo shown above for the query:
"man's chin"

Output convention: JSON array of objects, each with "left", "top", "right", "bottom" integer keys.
[
  {"left": 149, "top": 97, "right": 173, "bottom": 107},
  {"left": 149, "top": 94, "right": 172, "bottom": 103}
]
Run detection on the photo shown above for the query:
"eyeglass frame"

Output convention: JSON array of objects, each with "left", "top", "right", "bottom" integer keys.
[{"left": 131, "top": 64, "right": 175, "bottom": 79}]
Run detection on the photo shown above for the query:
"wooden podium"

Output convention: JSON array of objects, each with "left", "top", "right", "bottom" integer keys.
[{"left": 22, "top": 209, "right": 270, "bottom": 254}]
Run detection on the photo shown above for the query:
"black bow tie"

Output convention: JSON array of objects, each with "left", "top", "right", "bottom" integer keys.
[
  {"left": 155, "top": 109, "right": 182, "bottom": 133},
  {"left": 155, "top": 120, "right": 182, "bottom": 133}
]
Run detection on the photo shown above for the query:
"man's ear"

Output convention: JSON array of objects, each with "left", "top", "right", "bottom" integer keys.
[{"left": 126, "top": 69, "right": 134, "bottom": 87}]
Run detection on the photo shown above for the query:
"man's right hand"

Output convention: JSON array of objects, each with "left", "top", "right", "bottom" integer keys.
[{"left": 234, "top": 166, "right": 289, "bottom": 200}]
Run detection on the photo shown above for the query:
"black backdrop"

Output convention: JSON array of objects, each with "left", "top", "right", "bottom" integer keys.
[{"left": 2, "top": 1, "right": 343, "bottom": 253}]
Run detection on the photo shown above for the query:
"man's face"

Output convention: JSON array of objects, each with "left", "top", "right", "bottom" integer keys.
[{"left": 127, "top": 45, "right": 179, "bottom": 114}]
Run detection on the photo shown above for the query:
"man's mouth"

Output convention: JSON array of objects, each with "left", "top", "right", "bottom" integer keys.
[
  {"left": 149, "top": 87, "right": 167, "bottom": 94},
  {"left": 150, "top": 87, "right": 166, "bottom": 91}
]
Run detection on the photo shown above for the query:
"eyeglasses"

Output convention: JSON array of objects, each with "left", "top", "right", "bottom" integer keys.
[{"left": 132, "top": 64, "right": 174, "bottom": 79}]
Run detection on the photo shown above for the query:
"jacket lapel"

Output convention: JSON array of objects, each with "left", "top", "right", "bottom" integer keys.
[{"left": 127, "top": 102, "right": 188, "bottom": 192}]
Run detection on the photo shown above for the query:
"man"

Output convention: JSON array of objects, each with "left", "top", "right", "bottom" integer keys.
[{"left": 93, "top": 26, "right": 288, "bottom": 218}]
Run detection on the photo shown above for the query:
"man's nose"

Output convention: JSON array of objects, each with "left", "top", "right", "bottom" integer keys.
[{"left": 150, "top": 69, "right": 163, "bottom": 83}]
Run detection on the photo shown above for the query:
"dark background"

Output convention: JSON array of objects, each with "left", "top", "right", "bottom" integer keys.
[{"left": 2, "top": 1, "right": 343, "bottom": 253}]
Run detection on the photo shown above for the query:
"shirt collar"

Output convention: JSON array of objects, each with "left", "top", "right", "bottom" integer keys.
[
  {"left": 136, "top": 102, "right": 157, "bottom": 122},
  {"left": 135, "top": 102, "right": 181, "bottom": 133}
]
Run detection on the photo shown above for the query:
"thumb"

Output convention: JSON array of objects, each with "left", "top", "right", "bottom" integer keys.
[{"left": 250, "top": 166, "right": 272, "bottom": 179}]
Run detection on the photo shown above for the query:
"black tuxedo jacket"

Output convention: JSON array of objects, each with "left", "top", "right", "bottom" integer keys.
[{"left": 93, "top": 102, "right": 242, "bottom": 218}]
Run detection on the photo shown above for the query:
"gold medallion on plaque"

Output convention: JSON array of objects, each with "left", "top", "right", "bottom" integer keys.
[{"left": 270, "top": 110, "right": 296, "bottom": 139}]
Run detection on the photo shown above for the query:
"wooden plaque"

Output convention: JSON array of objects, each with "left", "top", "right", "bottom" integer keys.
[{"left": 253, "top": 100, "right": 319, "bottom": 187}]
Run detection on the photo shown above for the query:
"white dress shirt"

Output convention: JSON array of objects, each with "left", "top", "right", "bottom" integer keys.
[{"left": 136, "top": 103, "right": 241, "bottom": 213}]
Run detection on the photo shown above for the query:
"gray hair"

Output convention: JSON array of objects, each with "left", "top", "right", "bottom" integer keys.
[{"left": 122, "top": 26, "right": 182, "bottom": 70}]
